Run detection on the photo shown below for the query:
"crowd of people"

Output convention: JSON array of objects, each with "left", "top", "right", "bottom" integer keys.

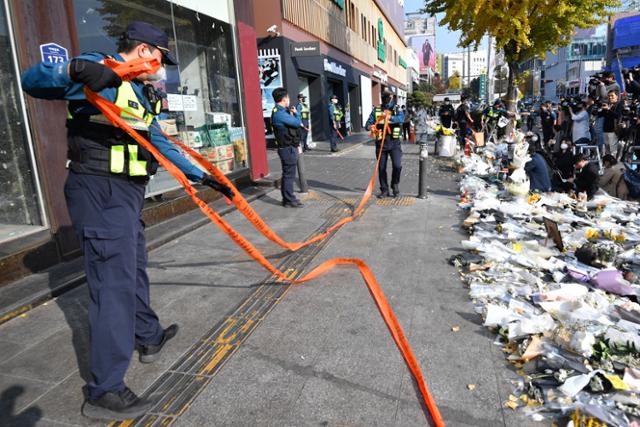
[{"left": 429, "top": 69, "right": 640, "bottom": 202}]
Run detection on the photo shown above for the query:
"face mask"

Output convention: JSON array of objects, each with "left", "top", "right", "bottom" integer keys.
[
  {"left": 146, "top": 66, "right": 166, "bottom": 82},
  {"left": 561, "top": 143, "right": 568, "bottom": 150},
  {"left": 331, "top": 99, "right": 338, "bottom": 104}
]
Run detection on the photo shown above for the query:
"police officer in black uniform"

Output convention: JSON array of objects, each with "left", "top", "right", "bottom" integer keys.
[
  {"left": 271, "top": 87, "right": 304, "bottom": 207},
  {"left": 21, "top": 22, "right": 233, "bottom": 420}
]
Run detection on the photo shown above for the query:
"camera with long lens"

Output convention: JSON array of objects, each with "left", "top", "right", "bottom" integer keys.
[{"left": 589, "top": 72, "right": 605, "bottom": 87}]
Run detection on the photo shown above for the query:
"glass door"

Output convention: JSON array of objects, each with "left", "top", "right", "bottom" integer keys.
[{"left": 0, "top": 0, "right": 46, "bottom": 243}]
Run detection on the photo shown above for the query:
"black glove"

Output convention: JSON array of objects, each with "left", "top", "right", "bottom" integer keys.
[
  {"left": 69, "top": 59, "right": 122, "bottom": 92},
  {"left": 201, "top": 174, "right": 235, "bottom": 199}
]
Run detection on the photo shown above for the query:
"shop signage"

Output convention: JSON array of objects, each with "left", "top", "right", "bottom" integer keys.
[
  {"left": 39, "top": 42, "right": 68, "bottom": 64},
  {"left": 373, "top": 70, "right": 388, "bottom": 83},
  {"left": 399, "top": 57, "right": 407, "bottom": 69},
  {"left": 323, "top": 58, "right": 346, "bottom": 77},
  {"left": 397, "top": 88, "right": 407, "bottom": 97},
  {"left": 377, "top": 18, "right": 386, "bottom": 62},
  {"left": 331, "top": 0, "right": 345, "bottom": 9},
  {"left": 167, "top": 94, "right": 184, "bottom": 111},
  {"left": 167, "top": 94, "right": 199, "bottom": 112},
  {"left": 182, "top": 95, "right": 198, "bottom": 111},
  {"left": 291, "top": 41, "right": 320, "bottom": 57}
]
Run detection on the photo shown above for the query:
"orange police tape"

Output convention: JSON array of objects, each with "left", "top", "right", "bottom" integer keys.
[{"left": 84, "top": 58, "right": 444, "bottom": 426}]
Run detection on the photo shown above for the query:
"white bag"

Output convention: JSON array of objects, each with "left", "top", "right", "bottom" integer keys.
[{"left": 438, "top": 135, "right": 457, "bottom": 157}]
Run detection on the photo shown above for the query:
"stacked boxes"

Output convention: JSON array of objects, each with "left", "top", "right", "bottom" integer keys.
[{"left": 195, "top": 123, "right": 234, "bottom": 174}]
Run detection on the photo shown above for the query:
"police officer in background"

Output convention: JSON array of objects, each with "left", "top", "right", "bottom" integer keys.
[
  {"left": 271, "top": 87, "right": 304, "bottom": 208},
  {"left": 438, "top": 97, "right": 454, "bottom": 128},
  {"left": 328, "top": 94, "right": 342, "bottom": 152},
  {"left": 365, "top": 90, "right": 405, "bottom": 198},
  {"left": 20, "top": 22, "right": 233, "bottom": 421},
  {"left": 295, "top": 93, "right": 311, "bottom": 151}
]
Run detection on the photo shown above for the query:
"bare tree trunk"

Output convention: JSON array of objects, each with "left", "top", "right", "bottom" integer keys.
[
  {"left": 506, "top": 61, "right": 519, "bottom": 112},
  {"left": 505, "top": 61, "right": 520, "bottom": 138}
]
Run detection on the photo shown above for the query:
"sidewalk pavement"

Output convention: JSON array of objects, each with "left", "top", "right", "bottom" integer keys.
[{"left": 0, "top": 141, "right": 544, "bottom": 426}]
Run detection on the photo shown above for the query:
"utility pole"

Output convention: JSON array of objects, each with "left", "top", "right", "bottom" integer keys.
[
  {"left": 467, "top": 46, "right": 471, "bottom": 89},
  {"left": 486, "top": 35, "right": 493, "bottom": 103}
]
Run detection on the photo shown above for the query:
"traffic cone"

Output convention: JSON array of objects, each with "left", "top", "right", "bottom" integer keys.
[{"left": 464, "top": 138, "right": 471, "bottom": 157}]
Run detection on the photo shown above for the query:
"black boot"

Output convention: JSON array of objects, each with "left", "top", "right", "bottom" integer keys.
[
  {"left": 392, "top": 184, "right": 400, "bottom": 198},
  {"left": 378, "top": 188, "right": 389, "bottom": 198},
  {"left": 82, "top": 387, "right": 153, "bottom": 421},
  {"left": 138, "top": 324, "right": 179, "bottom": 364}
]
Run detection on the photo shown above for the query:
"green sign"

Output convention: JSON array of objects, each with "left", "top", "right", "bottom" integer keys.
[
  {"left": 332, "top": 0, "right": 345, "bottom": 9},
  {"left": 377, "top": 18, "right": 385, "bottom": 62},
  {"left": 479, "top": 74, "right": 487, "bottom": 98},
  {"left": 399, "top": 57, "right": 407, "bottom": 69}
]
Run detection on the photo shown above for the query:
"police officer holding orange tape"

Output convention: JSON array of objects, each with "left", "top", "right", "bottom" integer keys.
[
  {"left": 21, "top": 21, "right": 233, "bottom": 421},
  {"left": 366, "top": 90, "right": 405, "bottom": 198}
]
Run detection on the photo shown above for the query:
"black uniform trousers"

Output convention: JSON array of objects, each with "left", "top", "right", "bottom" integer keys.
[
  {"left": 329, "top": 127, "right": 339, "bottom": 151},
  {"left": 277, "top": 145, "right": 299, "bottom": 203},
  {"left": 301, "top": 120, "right": 309, "bottom": 151},
  {"left": 376, "top": 138, "right": 403, "bottom": 192},
  {"left": 65, "top": 171, "right": 163, "bottom": 400}
]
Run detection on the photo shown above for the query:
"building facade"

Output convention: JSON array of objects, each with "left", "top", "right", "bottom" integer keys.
[
  {"left": 442, "top": 50, "right": 487, "bottom": 86},
  {"left": 607, "top": 12, "right": 640, "bottom": 85},
  {"left": 542, "top": 25, "right": 607, "bottom": 101},
  {"left": 404, "top": 13, "right": 436, "bottom": 83},
  {"left": 253, "top": 0, "right": 409, "bottom": 140},
  {"left": 404, "top": 13, "right": 435, "bottom": 38},
  {"left": 0, "top": 0, "right": 267, "bottom": 285}
]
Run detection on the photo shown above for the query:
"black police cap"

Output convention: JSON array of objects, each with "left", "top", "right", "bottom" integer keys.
[{"left": 126, "top": 21, "right": 178, "bottom": 65}]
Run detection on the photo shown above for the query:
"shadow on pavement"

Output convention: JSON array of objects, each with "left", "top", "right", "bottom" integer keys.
[
  {"left": 0, "top": 386, "right": 43, "bottom": 427},
  {"left": 307, "top": 179, "right": 356, "bottom": 193}
]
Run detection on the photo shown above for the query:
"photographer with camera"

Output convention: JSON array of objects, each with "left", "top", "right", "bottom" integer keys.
[
  {"left": 623, "top": 67, "right": 640, "bottom": 103},
  {"left": 569, "top": 99, "right": 591, "bottom": 146},
  {"left": 598, "top": 90, "right": 623, "bottom": 157},
  {"left": 556, "top": 96, "right": 574, "bottom": 144},
  {"left": 597, "top": 71, "right": 621, "bottom": 100}
]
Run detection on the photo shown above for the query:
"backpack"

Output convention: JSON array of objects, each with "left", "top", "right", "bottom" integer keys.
[{"left": 623, "top": 164, "right": 640, "bottom": 199}]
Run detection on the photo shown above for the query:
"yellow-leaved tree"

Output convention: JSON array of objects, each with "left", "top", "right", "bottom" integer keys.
[
  {"left": 423, "top": 0, "right": 619, "bottom": 110},
  {"left": 448, "top": 71, "right": 461, "bottom": 90}
]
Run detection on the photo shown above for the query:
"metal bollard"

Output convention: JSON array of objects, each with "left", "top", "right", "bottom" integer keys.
[
  {"left": 297, "top": 149, "right": 309, "bottom": 193},
  {"left": 418, "top": 141, "right": 429, "bottom": 199}
]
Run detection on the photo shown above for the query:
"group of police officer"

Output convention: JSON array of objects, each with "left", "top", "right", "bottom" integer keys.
[
  {"left": 271, "top": 87, "right": 405, "bottom": 203},
  {"left": 19, "top": 19, "right": 406, "bottom": 421}
]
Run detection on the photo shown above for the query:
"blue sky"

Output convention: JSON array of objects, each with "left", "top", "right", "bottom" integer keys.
[{"left": 404, "top": 0, "right": 487, "bottom": 53}]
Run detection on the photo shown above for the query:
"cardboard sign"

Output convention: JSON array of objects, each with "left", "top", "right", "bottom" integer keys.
[{"left": 543, "top": 217, "right": 564, "bottom": 252}]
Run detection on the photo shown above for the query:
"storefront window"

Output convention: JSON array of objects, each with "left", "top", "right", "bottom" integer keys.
[
  {"left": 72, "top": 0, "right": 248, "bottom": 196},
  {"left": 0, "top": 3, "right": 44, "bottom": 242}
]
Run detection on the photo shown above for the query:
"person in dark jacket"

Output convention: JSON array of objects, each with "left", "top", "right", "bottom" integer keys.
[
  {"left": 573, "top": 154, "right": 600, "bottom": 199},
  {"left": 600, "top": 154, "right": 629, "bottom": 199},
  {"left": 438, "top": 98, "right": 454, "bottom": 128},
  {"left": 525, "top": 142, "right": 552, "bottom": 192},
  {"left": 552, "top": 140, "right": 575, "bottom": 192}
]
